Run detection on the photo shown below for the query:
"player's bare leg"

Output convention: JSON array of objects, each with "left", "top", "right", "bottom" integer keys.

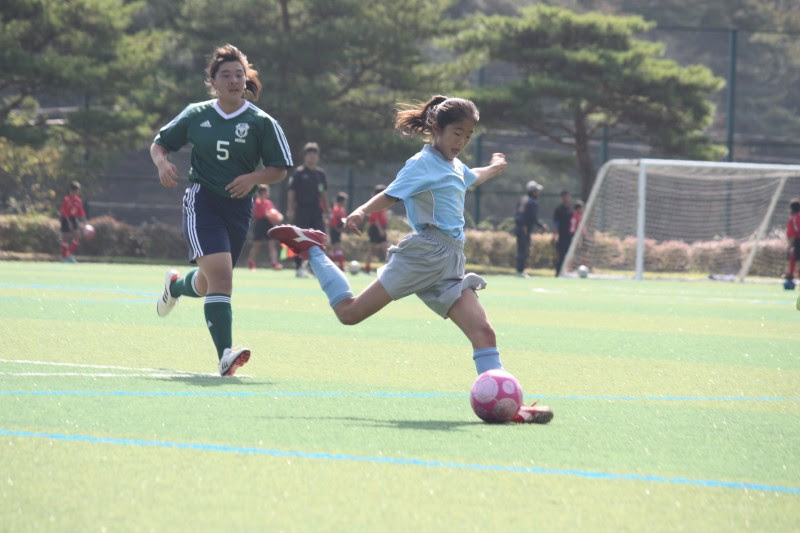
[
  {"left": 449, "top": 288, "right": 553, "bottom": 424},
  {"left": 332, "top": 279, "right": 393, "bottom": 325},
  {"left": 447, "top": 288, "right": 496, "bottom": 349},
  {"left": 196, "top": 253, "right": 232, "bottom": 295}
]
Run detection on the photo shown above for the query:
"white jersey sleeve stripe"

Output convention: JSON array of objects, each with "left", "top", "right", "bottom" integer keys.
[{"left": 271, "top": 118, "right": 293, "bottom": 166}]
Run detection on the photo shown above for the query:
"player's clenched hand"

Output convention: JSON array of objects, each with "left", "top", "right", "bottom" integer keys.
[
  {"left": 345, "top": 210, "right": 365, "bottom": 235},
  {"left": 157, "top": 161, "right": 179, "bottom": 187},
  {"left": 226, "top": 174, "right": 258, "bottom": 199},
  {"left": 490, "top": 152, "right": 507, "bottom": 174}
]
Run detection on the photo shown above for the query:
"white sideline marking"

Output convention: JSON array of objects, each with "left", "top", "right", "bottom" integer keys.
[
  {"left": 0, "top": 372, "right": 222, "bottom": 378},
  {"left": 0, "top": 358, "right": 251, "bottom": 378}
]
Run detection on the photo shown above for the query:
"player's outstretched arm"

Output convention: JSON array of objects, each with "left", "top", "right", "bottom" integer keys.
[
  {"left": 471, "top": 153, "right": 507, "bottom": 187},
  {"left": 345, "top": 193, "right": 397, "bottom": 234}
]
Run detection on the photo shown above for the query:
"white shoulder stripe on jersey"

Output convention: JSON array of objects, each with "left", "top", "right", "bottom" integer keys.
[
  {"left": 272, "top": 120, "right": 292, "bottom": 165},
  {"left": 247, "top": 102, "right": 292, "bottom": 166}
]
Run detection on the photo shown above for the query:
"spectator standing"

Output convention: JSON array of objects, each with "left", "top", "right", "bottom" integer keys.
[
  {"left": 570, "top": 200, "right": 584, "bottom": 236},
  {"left": 513, "top": 180, "right": 547, "bottom": 278},
  {"left": 785, "top": 198, "right": 800, "bottom": 289},
  {"left": 287, "top": 142, "right": 329, "bottom": 277},
  {"left": 569, "top": 200, "right": 586, "bottom": 271},
  {"left": 552, "top": 190, "right": 573, "bottom": 276}
]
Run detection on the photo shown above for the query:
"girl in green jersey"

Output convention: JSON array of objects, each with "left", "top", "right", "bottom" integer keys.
[{"left": 150, "top": 44, "right": 293, "bottom": 376}]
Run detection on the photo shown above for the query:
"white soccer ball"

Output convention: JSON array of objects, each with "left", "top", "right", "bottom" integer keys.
[
  {"left": 577, "top": 265, "right": 589, "bottom": 278},
  {"left": 347, "top": 260, "right": 361, "bottom": 275}
]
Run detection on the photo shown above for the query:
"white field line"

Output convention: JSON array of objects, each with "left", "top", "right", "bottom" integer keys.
[
  {"left": 0, "top": 358, "right": 251, "bottom": 378},
  {"left": 0, "top": 372, "right": 222, "bottom": 378}
]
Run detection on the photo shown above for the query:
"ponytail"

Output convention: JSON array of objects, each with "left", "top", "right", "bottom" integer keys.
[{"left": 394, "top": 95, "right": 479, "bottom": 137}]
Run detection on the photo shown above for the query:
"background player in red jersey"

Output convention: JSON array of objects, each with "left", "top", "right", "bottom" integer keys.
[
  {"left": 59, "top": 181, "right": 87, "bottom": 262},
  {"left": 364, "top": 184, "right": 389, "bottom": 274},
  {"left": 247, "top": 184, "right": 283, "bottom": 270},
  {"left": 329, "top": 191, "right": 348, "bottom": 270},
  {"left": 785, "top": 198, "right": 800, "bottom": 290}
]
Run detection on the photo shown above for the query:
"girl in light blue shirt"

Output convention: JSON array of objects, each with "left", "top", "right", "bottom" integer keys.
[{"left": 270, "top": 95, "right": 553, "bottom": 424}]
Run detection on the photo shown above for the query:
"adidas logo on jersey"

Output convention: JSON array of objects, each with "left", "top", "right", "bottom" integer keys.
[{"left": 200, "top": 120, "right": 211, "bottom": 128}]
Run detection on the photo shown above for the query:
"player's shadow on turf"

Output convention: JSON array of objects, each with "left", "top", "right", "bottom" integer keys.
[{"left": 147, "top": 375, "right": 270, "bottom": 387}]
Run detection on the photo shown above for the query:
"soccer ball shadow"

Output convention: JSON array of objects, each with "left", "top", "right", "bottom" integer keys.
[{"left": 268, "top": 415, "right": 483, "bottom": 431}]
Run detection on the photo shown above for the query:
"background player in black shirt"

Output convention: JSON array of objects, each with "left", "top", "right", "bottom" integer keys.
[{"left": 287, "top": 142, "right": 329, "bottom": 277}]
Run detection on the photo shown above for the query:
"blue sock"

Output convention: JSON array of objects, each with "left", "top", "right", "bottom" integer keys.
[
  {"left": 308, "top": 247, "right": 353, "bottom": 307},
  {"left": 473, "top": 347, "right": 502, "bottom": 374}
]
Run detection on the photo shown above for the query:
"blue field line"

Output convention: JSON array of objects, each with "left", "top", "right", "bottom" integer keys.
[
  {"left": 0, "top": 390, "right": 798, "bottom": 402},
  {"left": 1, "top": 428, "right": 798, "bottom": 495}
]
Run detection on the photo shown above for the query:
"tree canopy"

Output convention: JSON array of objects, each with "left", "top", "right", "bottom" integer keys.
[
  {"left": 0, "top": 0, "right": 165, "bottom": 209},
  {"left": 2, "top": 0, "right": 796, "bottom": 218},
  {"left": 158, "top": 0, "right": 450, "bottom": 165},
  {"left": 445, "top": 5, "right": 725, "bottom": 198}
]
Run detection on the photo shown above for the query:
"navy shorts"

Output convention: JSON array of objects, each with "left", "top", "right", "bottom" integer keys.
[
  {"left": 795, "top": 238, "right": 800, "bottom": 260},
  {"left": 294, "top": 207, "right": 325, "bottom": 232},
  {"left": 330, "top": 227, "right": 342, "bottom": 244},
  {"left": 60, "top": 217, "right": 80, "bottom": 233},
  {"left": 182, "top": 183, "right": 253, "bottom": 266},
  {"left": 251, "top": 218, "right": 274, "bottom": 241},
  {"left": 368, "top": 225, "right": 387, "bottom": 244}
]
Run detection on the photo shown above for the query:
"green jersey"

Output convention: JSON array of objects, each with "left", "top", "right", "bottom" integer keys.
[{"left": 154, "top": 99, "right": 293, "bottom": 198}]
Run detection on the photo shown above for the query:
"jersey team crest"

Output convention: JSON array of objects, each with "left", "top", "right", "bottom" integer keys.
[{"left": 235, "top": 123, "right": 249, "bottom": 143}]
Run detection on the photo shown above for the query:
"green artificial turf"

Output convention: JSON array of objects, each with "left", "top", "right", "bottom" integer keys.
[{"left": 0, "top": 261, "right": 798, "bottom": 531}]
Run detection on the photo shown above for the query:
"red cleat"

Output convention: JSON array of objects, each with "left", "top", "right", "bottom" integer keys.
[
  {"left": 512, "top": 402, "right": 554, "bottom": 424},
  {"left": 267, "top": 225, "right": 327, "bottom": 258}
]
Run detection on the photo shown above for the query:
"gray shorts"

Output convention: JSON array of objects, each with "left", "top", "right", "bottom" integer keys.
[{"left": 377, "top": 226, "right": 486, "bottom": 318}]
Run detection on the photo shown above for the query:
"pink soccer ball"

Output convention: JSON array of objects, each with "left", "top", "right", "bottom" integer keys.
[{"left": 470, "top": 369, "right": 524, "bottom": 423}]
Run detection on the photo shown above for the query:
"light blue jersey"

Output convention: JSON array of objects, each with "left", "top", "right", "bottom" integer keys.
[{"left": 384, "top": 144, "right": 477, "bottom": 241}]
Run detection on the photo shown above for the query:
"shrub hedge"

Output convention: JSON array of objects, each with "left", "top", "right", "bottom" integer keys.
[{"left": 0, "top": 215, "right": 786, "bottom": 276}]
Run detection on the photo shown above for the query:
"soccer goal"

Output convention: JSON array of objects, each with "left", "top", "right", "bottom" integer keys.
[{"left": 561, "top": 159, "right": 800, "bottom": 281}]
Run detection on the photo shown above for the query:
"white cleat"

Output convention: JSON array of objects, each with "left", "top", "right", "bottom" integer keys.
[
  {"left": 218, "top": 347, "right": 251, "bottom": 377},
  {"left": 156, "top": 269, "right": 180, "bottom": 317}
]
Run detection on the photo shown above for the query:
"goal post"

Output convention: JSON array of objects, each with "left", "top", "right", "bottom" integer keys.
[{"left": 561, "top": 158, "right": 800, "bottom": 281}]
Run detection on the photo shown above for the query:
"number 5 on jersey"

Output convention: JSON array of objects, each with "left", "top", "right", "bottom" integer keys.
[{"left": 217, "top": 140, "right": 230, "bottom": 160}]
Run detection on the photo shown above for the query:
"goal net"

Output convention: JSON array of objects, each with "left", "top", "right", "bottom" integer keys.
[{"left": 561, "top": 159, "right": 800, "bottom": 281}]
